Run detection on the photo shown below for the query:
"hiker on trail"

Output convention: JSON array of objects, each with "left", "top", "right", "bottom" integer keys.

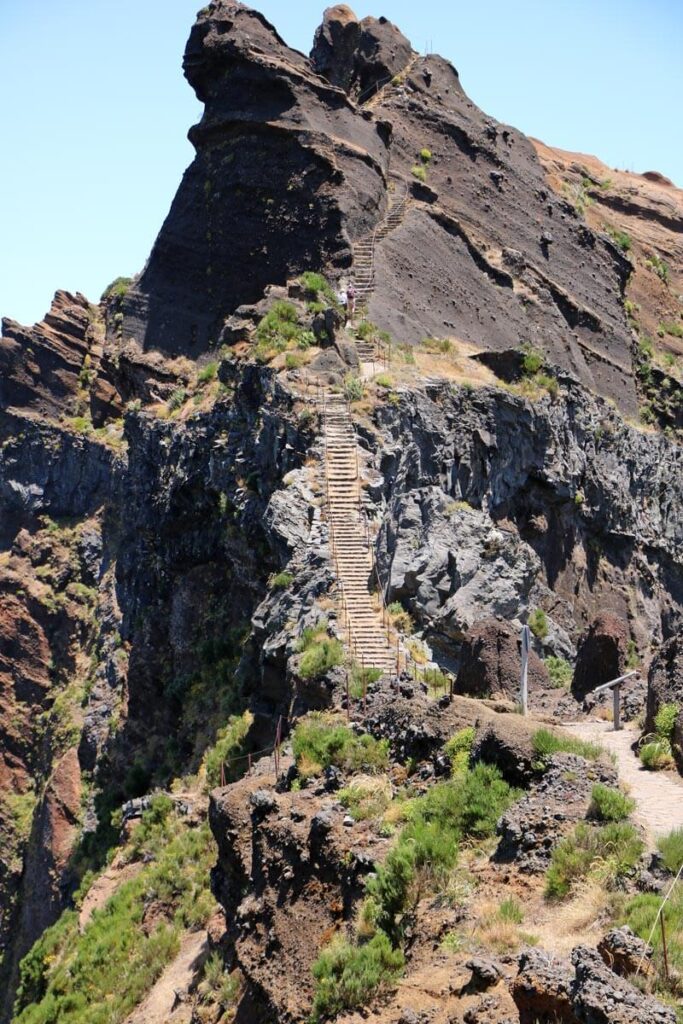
[
  {"left": 337, "top": 285, "right": 348, "bottom": 316},
  {"left": 347, "top": 281, "right": 356, "bottom": 317}
]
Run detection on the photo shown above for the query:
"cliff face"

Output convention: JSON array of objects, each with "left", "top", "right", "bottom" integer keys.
[
  {"left": 115, "top": 0, "right": 641, "bottom": 414},
  {"left": 1, "top": 3, "right": 682, "bottom": 1022},
  {"left": 121, "top": 2, "right": 394, "bottom": 356}
]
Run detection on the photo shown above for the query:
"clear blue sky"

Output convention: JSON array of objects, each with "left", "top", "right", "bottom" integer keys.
[{"left": 1, "top": 0, "right": 681, "bottom": 326}]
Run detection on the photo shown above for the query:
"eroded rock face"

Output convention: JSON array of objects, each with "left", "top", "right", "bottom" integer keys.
[
  {"left": 495, "top": 753, "right": 617, "bottom": 872},
  {"left": 572, "top": 613, "right": 630, "bottom": 699},
  {"left": 513, "top": 945, "right": 676, "bottom": 1024},
  {"left": 455, "top": 617, "right": 549, "bottom": 698},
  {"left": 121, "top": 2, "right": 391, "bottom": 356},
  {"left": 645, "top": 631, "right": 683, "bottom": 732}
]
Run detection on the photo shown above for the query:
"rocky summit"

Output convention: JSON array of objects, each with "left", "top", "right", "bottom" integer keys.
[{"left": 1, "top": 4, "right": 683, "bottom": 1024}]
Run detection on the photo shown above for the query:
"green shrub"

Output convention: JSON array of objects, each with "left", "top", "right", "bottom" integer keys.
[
  {"left": 443, "top": 727, "right": 475, "bottom": 775},
  {"left": 411, "top": 164, "right": 427, "bottom": 183},
  {"left": 375, "top": 373, "right": 393, "bottom": 388},
  {"left": 608, "top": 229, "right": 632, "bottom": 253},
  {"left": 299, "top": 271, "right": 336, "bottom": 304},
  {"left": 498, "top": 897, "right": 523, "bottom": 924},
  {"left": 639, "top": 739, "right": 674, "bottom": 771},
  {"left": 197, "top": 361, "right": 218, "bottom": 384},
  {"left": 528, "top": 608, "right": 548, "bottom": 639},
  {"left": 343, "top": 374, "right": 364, "bottom": 402},
  {"left": 545, "top": 656, "right": 572, "bottom": 689},
  {"left": 531, "top": 728, "right": 603, "bottom": 772},
  {"left": 387, "top": 601, "right": 413, "bottom": 634},
  {"left": 657, "top": 827, "right": 683, "bottom": 874},
  {"left": 298, "top": 635, "right": 344, "bottom": 680},
  {"left": 660, "top": 321, "right": 683, "bottom": 339},
  {"left": 271, "top": 571, "right": 294, "bottom": 589},
  {"left": 622, "top": 888, "right": 683, "bottom": 982},
  {"left": 625, "top": 639, "right": 640, "bottom": 669},
  {"left": 255, "top": 301, "right": 307, "bottom": 358},
  {"left": 646, "top": 254, "right": 670, "bottom": 284},
  {"left": 101, "top": 276, "right": 132, "bottom": 302},
  {"left": 545, "top": 821, "right": 643, "bottom": 900},
  {"left": 419, "top": 148, "right": 432, "bottom": 163},
  {"left": 203, "top": 711, "right": 253, "bottom": 789},
  {"left": 368, "top": 764, "right": 518, "bottom": 939},
  {"left": 311, "top": 931, "right": 404, "bottom": 1021},
  {"left": 285, "top": 352, "right": 303, "bottom": 370},
  {"left": 167, "top": 388, "right": 187, "bottom": 412},
  {"left": 521, "top": 344, "right": 543, "bottom": 376},
  {"left": 356, "top": 320, "right": 376, "bottom": 340},
  {"left": 655, "top": 703, "right": 679, "bottom": 742},
  {"left": 292, "top": 714, "right": 389, "bottom": 779},
  {"left": 588, "top": 783, "right": 635, "bottom": 822},
  {"left": 350, "top": 664, "right": 383, "bottom": 698},
  {"left": 422, "top": 667, "right": 450, "bottom": 696}
]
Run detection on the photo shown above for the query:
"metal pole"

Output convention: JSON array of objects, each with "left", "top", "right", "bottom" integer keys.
[
  {"left": 520, "top": 625, "right": 530, "bottom": 716},
  {"left": 613, "top": 683, "right": 622, "bottom": 732},
  {"left": 661, "top": 910, "right": 670, "bottom": 981}
]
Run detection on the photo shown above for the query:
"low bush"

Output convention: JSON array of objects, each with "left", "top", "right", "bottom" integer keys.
[
  {"left": 203, "top": 711, "right": 253, "bottom": 789},
  {"left": 350, "top": 663, "right": 383, "bottom": 699},
  {"left": 295, "top": 621, "right": 343, "bottom": 681},
  {"left": 531, "top": 729, "right": 604, "bottom": 772},
  {"left": 545, "top": 821, "right": 643, "bottom": 900},
  {"left": 443, "top": 726, "right": 475, "bottom": 775},
  {"left": 521, "top": 344, "right": 543, "bottom": 375},
  {"left": 411, "top": 164, "right": 427, "bottom": 182},
  {"left": 254, "top": 301, "right": 312, "bottom": 360},
  {"left": 271, "top": 571, "right": 294, "bottom": 589},
  {"left": 657, "top": 827, "right": 683, "bottom": 874},
  {"left": 343, "top": 374, "right": 364, "bottom": 402},
  {"left": 608, "top": 229, "right": 632, "bottom": 253},
  {"left": 311, "top": 931, "right": 404, "bottom": 1021},
  {"left": 545, "top": 656, "right": 573, "bottom": 689},
  {"left": 622, "top": 887, "right": 683, "bottom": 982},
  {"left": 368, "top": 764, "right": 518, "bottom": 939},
  {"left": 101, "top": 276, "right": 132, "bottom": 302},
  {"left": 422, "top": 667, "right": 450, "bottom": 696},
  {"left": 197, "top": 361, "right": 218, "bottom": 384},
  {"left": 339, "top": 775, "right": 393, "bottom": 821},
  {"left": 292, "top": 713, "right": 389, "bottom": 779},
  {"left": 528, "top": 608, "right": 548, "bottom": 639},
  {"left": 299, "top": 271, "right": 336, "bottom": 304},
  {"left": 498, "top": 897, "right": 524, "bottom": 924},
  {"left": 639, "top": 739, "right": 674, "bottom": 771},
  {"left": 587, "top": 783, "right": 635, "bottom": 822},
  {"left": 387, "top": 601, "right": 414, "bottom": 634},
  {"left": 419, "top": 148, "right": 432, "bottom": 163},
  {"left": 167, "top": 388, "right": 187, "bottom": 412}
]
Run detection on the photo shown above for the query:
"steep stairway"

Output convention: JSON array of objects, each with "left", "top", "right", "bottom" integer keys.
[
  {"left": 351, "top": 182, "right": 411, "bottom": 314},
  {"left": 322, "top": 393, "right": 395, "bottom": 673}
]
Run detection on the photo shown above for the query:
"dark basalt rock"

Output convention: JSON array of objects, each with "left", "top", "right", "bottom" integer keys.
[
  {"left": 513, "top": 945, "right": 676, "bottom": 1023},
  {"left": 121, "top": 1, "right": 391, "bottom": 356},
  {"left": 597, "top": 926, "right": 654, "bottom": 978},
  {"left": 572, "top": 613, "right": 630, "bottom": 699},
  {"left": 455, "top": 616, "right": 550, "bottom": 698}
]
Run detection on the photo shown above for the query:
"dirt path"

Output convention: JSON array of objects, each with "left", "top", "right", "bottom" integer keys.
[
  {"left": 125, "top": 930, "right": 207, "bottom": 1024},
  {"left": 562, "top": 720, "right": 683, "bottom": 840},
  {"left": 79, "top": 857, "right": 144, "bottom": 930}
]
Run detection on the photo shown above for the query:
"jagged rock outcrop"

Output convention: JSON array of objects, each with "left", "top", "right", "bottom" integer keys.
[
  {"left": 372, "top": 380, "right": 683, "bottom": 664},
  {"left": 455, "top": 617, "right": 549, "bottom": 698},
  {"left": 572, "top": 613, "right": 630, "bottom": 699},
  {"left": 121, "top": 2, "right": 393, "bottom": 356},
  {"left": 513, "top": 945, "right": 676, "bottom": 1023},
  {"left": 645, "top": 630, "right": 683, "bottom": 731},
  {"left": 495, "top": 753, "right": 617, "bottom": 872}
]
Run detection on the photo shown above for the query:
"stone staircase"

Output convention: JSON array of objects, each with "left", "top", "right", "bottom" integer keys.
[
  {"left": 322, "top": 393, "right": 395, "bottom": 674},
  {"left": 352, "top": 183, "right": 411, "bottom": 310}
]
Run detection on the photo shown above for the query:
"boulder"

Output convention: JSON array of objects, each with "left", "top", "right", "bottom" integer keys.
[
  {"left": 513, "top": 946, "right": 676, "bottom": 1024},
  {"left": 572, "top": 613, "right": 630, "bottom": 700},
  {"left": 597, "top": 926, "right": 654, "bottom": 978},
  {"left": 470, "top": 714, "right": 538, "bottom": 787},
  {"left": 310, "top": 5, "right": 361, "bottom": 90},
  {"left": 455, "top": 617, "right": 550, "bottom": 699}
]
